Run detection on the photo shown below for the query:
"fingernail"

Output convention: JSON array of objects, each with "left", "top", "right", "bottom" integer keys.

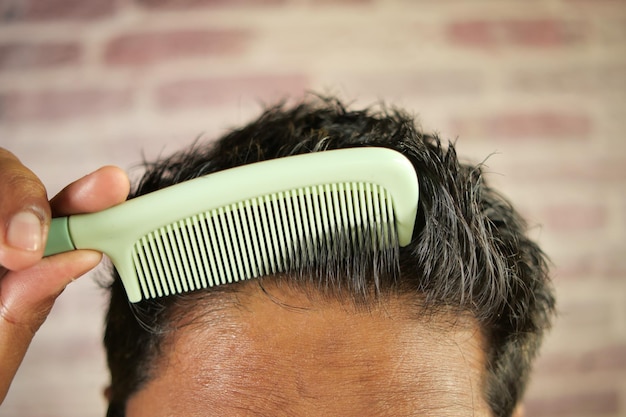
[{"left": 7, "top": 211, "right": 43, "bottom": 252}]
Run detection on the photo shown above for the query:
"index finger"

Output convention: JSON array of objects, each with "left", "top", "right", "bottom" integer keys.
[{"left": 0, "top": 148, "right": 50, "bottom": 271}]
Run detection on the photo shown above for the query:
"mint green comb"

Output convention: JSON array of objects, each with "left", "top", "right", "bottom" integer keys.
[{"left": 44, "top": 148, "right": 419, "bottom": 303}]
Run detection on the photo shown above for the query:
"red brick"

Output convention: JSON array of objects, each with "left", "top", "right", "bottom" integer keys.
[
  {"left": 525, "top": 391, "right": 619, "bottom": 417},
  {"left": 542, "top": 204, "right": 608, "bottom": 231},
  {"left": 0, "top": 89, "right": 132, "bottom": 122},
  {"left": 135, "top": 0, "right": 285, "bottom": 8},
  {"left": 0, "top": 0, "right": 115, "bottom": 21},
  {"left": 447, "top": 19, "right": 587, "bottom": 48},
  {"left": 156, "top": 74, "right": 309, "bottom": 109},
  {"left": 451, "top": 112, "right": 592, "bottom": 140},
  {"left": 0, "top": 42, "right": 81, "bottom": 71},
  {"left": 104, "top": 30, "right": 250, "bottom": 66}
]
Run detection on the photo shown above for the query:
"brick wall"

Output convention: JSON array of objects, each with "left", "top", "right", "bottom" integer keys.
[{"left": 1, "top": 0, "right": 625, "bottom": 416}]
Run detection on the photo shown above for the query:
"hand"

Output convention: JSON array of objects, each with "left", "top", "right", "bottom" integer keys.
[{"left": 0, "top": 148, "right": 129, "bottom": 404}]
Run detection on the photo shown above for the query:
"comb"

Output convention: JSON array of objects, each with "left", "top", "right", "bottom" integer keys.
[{"left": 44, "top": 148, "right": 419, "bottom": 302}]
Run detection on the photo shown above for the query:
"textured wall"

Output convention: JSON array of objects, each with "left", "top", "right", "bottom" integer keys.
[{"left": 1, "top": 0, "right": 625, "bottom": 416}]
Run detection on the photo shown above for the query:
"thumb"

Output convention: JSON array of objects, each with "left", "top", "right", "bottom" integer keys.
[{"left": 0, "top": 250, "right": 101, "bottom": 404}]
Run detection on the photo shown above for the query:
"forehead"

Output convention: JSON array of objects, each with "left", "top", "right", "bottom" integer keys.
[{"left": 126, "top": 283, "right": 490, "bottom": 417}]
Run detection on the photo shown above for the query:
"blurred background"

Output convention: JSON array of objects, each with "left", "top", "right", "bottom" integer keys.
[{"left": 0, "top": 0, "right": 625, "bottom": 416}]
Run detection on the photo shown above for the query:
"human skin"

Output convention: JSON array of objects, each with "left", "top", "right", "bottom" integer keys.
[
  {"left": 1, "top": 147, "right": 524, "bottom": 416},
  {"left": 127, "top": 282, "right": 492, "bottom": 417},
  {"left": 0, "top": 148, "right": 129, "bottom": 404}
]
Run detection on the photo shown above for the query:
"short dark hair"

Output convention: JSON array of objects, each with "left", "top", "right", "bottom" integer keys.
[{"left": 104, "top": 97, "right": 555, "bottom": 417}]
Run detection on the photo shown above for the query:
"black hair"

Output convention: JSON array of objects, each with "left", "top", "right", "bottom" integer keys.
[{"left": 104, "top": 97, "right": 555, "bottom": 417}]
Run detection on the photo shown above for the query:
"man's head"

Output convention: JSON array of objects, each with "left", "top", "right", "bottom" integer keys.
[{"left": 104, "top": 98, "right": 555, "bottom": 416}]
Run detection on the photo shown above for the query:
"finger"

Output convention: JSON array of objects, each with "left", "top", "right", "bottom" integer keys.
[
  {"left": 50, "top": 165, "right": 130, "bottom": 217},
  {"left": 0, "top": 162, "right": 130, "bottom": 404},
  {"left": 0, "top": 149, "right": 50, "bottom": 271},
  {"left": 0, "top": 249, "right": 102, "bottom": 403}
]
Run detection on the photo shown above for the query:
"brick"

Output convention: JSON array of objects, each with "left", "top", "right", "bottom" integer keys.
[
  {"left": 0, "top": 0, "right": 115, "bottom": 21},
  {"left": 451, "top": 112, "right": 592, "bottom": 140},
  {"left": 156, "top": 74, "right": 309, "bottom": 109},
  {"left": 309, "top": 0, "right": 372, "bottom": 4},
  {"left": 525, "top": 391, "right": 619, "bottom": 417},
  {"left": 0, "top": 42, "right": 81, "bottom": 71},
  {"left": 535, "top": 344, "right": 626, "bottom": 375},
  {"left": 558, "top": 300, "right": 612, "bottom": 331},
  {"left": 0, "top": 89, "right": 132, "bottom": 122},
  {"left": 596, "top": 18, "right": 626, "bottom": 44},
  {"left": 343, "top": 71, "right": 483, "bottom": 97},
  {"left": 104, "top": 30, "right": 250, "bottom": 66},
  {"left": 542, "top": 204, "right": 607, "bottom": 232},
  {"left": 447, "top": 19, "right": 587, "bottom": 48},
  {"left": 506, "top": 159, "right": 626, "bottom": 183},
  {"left": 511, "top": 65, "right": 626, "bottom": 94},
  {"left": 135, "top": 0, "right": 285, "bottom": 8},
  {"left": 554, "top": 251, "right": 626, "bottom": 281},
  {"left": 565, "top": 0, "right": 625, "bottom": 3}
]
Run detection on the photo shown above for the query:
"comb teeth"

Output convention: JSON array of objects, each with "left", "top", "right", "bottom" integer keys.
[{"left": 131, "top": 182, "right": 397, "bottom": 300}]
